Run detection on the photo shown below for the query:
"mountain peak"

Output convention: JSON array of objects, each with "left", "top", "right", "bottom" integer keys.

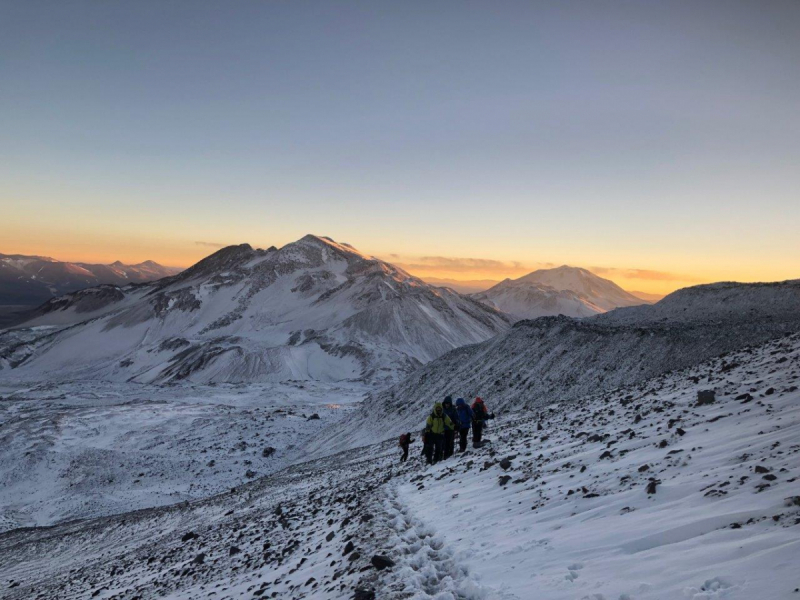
[
  {"left": 296, "top": 234, "right": 371, "bottom": 260},
  {"left": 473, "top": 264, "right": 646, "bottom": 320},
  {"left": 519, "top": 264, "right": 592, "bottom": 284}
]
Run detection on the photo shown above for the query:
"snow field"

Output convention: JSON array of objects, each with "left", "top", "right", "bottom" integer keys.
[{"left": 0, "top": 332, "right": 798, "bottom": 599}]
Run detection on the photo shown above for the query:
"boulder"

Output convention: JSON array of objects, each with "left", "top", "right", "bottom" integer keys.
[
  {"left": 696, "top": 390, "right": 716, "bottom": 406},
  {"left": 370, "top": 554, "right": 395, "bottom": 570},
  {"left": 181, "top": 531, "right": 198, "bottom": 542}
]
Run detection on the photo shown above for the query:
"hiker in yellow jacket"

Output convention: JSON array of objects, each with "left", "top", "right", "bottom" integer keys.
[{"left": 424, "top": 402, "right": 454, "bottom": 464}]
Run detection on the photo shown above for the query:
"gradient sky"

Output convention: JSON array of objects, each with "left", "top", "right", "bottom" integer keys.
[{"left": 2, "top": 1, "right": 799, "bottom": 294}]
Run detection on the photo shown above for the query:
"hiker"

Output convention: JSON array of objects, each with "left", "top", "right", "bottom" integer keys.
[
  {"left": 441, "top": 396, "right": 460, "bottom": 459},
  {"left": 471, "top": 397, "right": 495, "bottom": 448},
  {"left": 455, "top": 397, "right": 473, "bottom": 452},
  {"left": 424, "top": 402, "right": 454, "bottom": 464},
  {"left": 398, "top": 432, "right": 414, "bottom": 463}
]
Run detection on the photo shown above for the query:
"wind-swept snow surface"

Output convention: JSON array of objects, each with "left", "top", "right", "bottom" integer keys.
[
  {"left": 472, "top": 265, "right": 646, "bottom": 321},
  {"left": 1, "top": 331, "right": 798, "bottom": 599},
  {"left": 0, "top": 235, "right": 508, "bottom": 387}
]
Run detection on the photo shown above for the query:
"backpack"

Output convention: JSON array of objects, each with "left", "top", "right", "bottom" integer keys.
[{"left": 456, "top": 404, "right": 472, "bottom": 428}]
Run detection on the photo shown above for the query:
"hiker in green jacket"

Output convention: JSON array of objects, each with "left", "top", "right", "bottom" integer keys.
[{"left": 424, "top": 402, "right": 454, "bottom": 464}]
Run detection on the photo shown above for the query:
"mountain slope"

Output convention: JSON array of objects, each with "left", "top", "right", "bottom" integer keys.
[
  {"left": 2, "top": 332, "right": 798, "bottom": 599},
  {"left": 472, "top": 265, "right": 646, "bottom": 320},
  {"left": 421, "top": 277, "right": 501, "bottom": 294},
  {"left": 317, "top": 279, "right": 800, "bottom": 450},
  {"left": 0, "top": 235, "right": 509, "bottom": 386},
  {"left": 0, "top": 253, "right": 181, "bottom": 307}
]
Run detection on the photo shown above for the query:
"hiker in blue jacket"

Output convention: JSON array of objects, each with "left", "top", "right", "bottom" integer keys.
[
  {"left": 455, "top": 397, "right": 474, "bottom": 452},
  {"left": 441, "top": 396, "right": 460, "bottom": 459}
]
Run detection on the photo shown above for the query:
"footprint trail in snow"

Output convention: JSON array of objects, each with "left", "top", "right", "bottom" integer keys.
[{"left": 369, "top": 484, "right": 511, "bottom": 600}]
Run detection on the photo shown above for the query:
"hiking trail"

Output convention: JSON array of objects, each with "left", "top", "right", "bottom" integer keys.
[{"left": 369, "top": 482, "right": 517, "bottom": 600}]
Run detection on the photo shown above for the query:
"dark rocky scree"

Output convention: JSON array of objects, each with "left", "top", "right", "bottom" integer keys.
[{"left": 0, "top": 438, "right": 408, "bottom": 600}]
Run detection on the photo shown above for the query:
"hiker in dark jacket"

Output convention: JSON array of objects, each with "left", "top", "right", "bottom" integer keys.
[
  {"left": 455, "top": 397, "right": 474, "bottom": 452},
  {"left": 441, "top": 396, "right": 460, "bottom": 459},
  {"left": 398, "top": 432, "right": 414, "bottom": 463},
  {"left": 424, "top": 402, "right": 454, "bottom": 464},
  {"left": 471, "top": 397, "right": 495, "bottom": 447}
]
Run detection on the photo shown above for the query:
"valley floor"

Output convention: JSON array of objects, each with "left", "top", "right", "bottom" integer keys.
[
  {"left": 1, "top": 334, "right": 799, "bottom": 599},
  {"left": 0, "top": 379, "right": 365, "bottom": 531}
]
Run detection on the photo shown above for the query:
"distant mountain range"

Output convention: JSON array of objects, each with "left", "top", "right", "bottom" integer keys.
[
  {"left": 0, "top": 249, "right": 664, "bottom": 327},
  {"left": 0, "top": 253, "right": 181, "bottom": 307},
  {"left": 0, "top": 236, "right": 509, "bottom": 386},
  {"left": 471, "top": 265, "right": 648, "bottom": 320},
  {"left": 628, "top": 290, "right": 665, "bottom": 303}
]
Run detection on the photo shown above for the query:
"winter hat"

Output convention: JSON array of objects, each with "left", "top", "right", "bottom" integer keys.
[
  {"left": 456, "top": 397, "right": 466, "bottom": 406},
  {"left": 443, "top": 395, "right": 453, "bottom": 405}
]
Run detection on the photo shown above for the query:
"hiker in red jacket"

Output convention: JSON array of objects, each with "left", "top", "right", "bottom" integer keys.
[
  {"left": 398, "top": 432, "right": 414, "bottom": 462},
  {"left": 471, "top": 397, "right": 495, "bottom": 448}
]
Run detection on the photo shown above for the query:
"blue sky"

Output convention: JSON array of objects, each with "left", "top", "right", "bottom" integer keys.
[{"left": 1, "top": 1, "right": 798, "bottom": 292}]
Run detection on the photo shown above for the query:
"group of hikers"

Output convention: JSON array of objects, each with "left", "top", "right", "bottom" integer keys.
[{"left": 398, "top": 396, "right": 495, "bottom": 465}]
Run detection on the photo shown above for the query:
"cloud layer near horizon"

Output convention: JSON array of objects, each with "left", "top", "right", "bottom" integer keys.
[
  {"left": 383, "top": 253, "right": 700, "bottom": 292},
  {"left": 391, "top": 255, "right": 538, "bottom": 275},
  {"left": 588, "top": 266, "right": 701, "bottom": 283}
]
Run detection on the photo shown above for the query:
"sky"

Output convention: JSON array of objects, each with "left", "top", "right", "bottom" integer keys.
[{"left": 1, "top": 1, "right": 799, "bottom": 294}]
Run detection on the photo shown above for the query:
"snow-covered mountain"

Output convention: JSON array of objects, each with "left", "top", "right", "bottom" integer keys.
[
  {"left": 0, "top": 235, "right": 509, "bottom": 386},
  {"left": 472, "top": 265, "right": 647, "bottom": 320},
  {"left": 2, "top": 331, "right": 798, "bottom": 599},
  {"left": 317, "top": 279, "right": 800, "bottom": 450},
  {"left": 0, "top": 252, "right": 181, "bottom": 307}
]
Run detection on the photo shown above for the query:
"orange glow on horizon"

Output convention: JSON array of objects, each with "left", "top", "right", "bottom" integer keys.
[
  {"left": 2, "top": 217, "right": 797, "bottom": 297},
  {"left": 4, "top": 230, "right": 797, "bottom": 298}
]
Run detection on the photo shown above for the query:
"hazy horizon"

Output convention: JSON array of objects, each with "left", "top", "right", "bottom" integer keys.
[{"left": 4, "top": 232, "right": 796, "bottom": 299}]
